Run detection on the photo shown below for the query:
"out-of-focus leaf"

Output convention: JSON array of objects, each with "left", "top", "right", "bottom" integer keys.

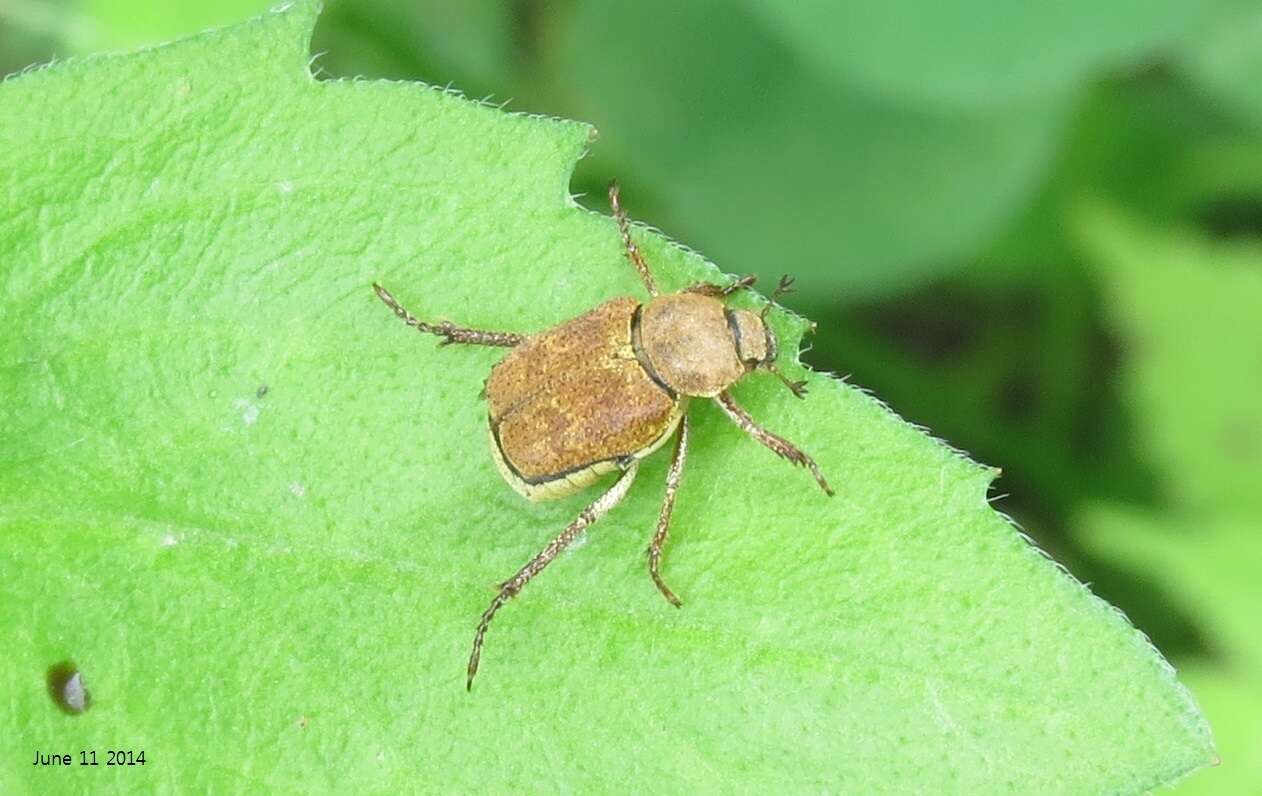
[
  {"left": 310, "top": 0, "right": 517, "bottom": 99},
  {"left": 0, "top": 5, "right": 1215, "bottom": 792},
  {"left": 1076, "top": 206, "right": 1262, "bottom": 793},
  {"left": 982, "top": 79, "right": 1241, "bottom": 278},
  {"left": 1077, "top": 205, "right": 1262, "bottom": 518},
  {"left": 72, "top": 0, "right": 271, "bottom": 51},
  {"left": 741, "top": 0, "right": 1238, "bottom": 108},
  {"left": 1179, "top": 3, "right": 1262, "bottom": 128},
  {"left": 557, "top": 0, "right": 1068, "bottom": 302},
  {"left": 1085, "top": 510, "right": 1260, "bottom": 680},
  {"left": 0, "top": 0, "right": 76, "bottom": 74},
  {"left": 1082, "top": 509, "right": 1260, "bottom": 795}
]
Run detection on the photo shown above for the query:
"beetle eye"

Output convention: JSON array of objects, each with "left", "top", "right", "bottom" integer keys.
[{"left": 762, "top": 326, "right": 778, "bottom": 366}]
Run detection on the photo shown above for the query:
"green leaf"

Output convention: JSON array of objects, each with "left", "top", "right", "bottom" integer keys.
[
  {"left": 1074, "top": 207, "right": 1262, "bottom": 793},
  {"left": 1, "top": 4, "right": 1212, "bottom": 791},
  {"left": 556, "top": 0, "right": 1068, "bottom": 302}
]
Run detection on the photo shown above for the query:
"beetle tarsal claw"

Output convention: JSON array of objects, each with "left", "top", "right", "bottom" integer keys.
[
  {"left": 802, "top": 459, "right": 835, "bottom": 496},
  {"left": 766, "top": 364, "right": 809, "bottom": 398},
  {"left": 659, "top": 583, "right": 683, "bottom": 608},
  {"left": 647, "top": 552, "right": 684, "bottom": 608},
  {"left": 772, "top": 274, "right": 796, "bottom": 299}
]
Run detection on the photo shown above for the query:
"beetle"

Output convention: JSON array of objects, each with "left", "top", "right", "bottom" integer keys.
[{"left": 374, "top": 183, "right": 832, "bottom": 689}]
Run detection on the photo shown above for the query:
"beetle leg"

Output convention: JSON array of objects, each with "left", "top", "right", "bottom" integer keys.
[
  {"left": 467, "top": 462, "right": 641, "bottom": 690},
  {"left": 682, "top": 274, "right": 757, "bottom": 298},
  {"left": 772, "top": 274, "right": 796, "bottom": 300},
  {"left": 760, "top": 275, "right": 798, "bottom": 322},
  {"left": 608, "top": 181, "right": 660, "bottom": 297},
  {"left": 765, "top": 363, "right": 809, "bottom": 399},
  {"left": 648, "top": 414, "right": 689, "bottom": 607},
  {"left": 713, "top": 390, "right": 834, "bottom": 496},
  {"left": 373, "top": 283, "right": 526, "bottom": 347}
]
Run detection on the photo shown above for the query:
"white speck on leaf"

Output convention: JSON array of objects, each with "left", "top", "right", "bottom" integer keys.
[
  {"left": 289, "top": 482, "right": 306, "bottom": 498},
  {"left": 233, "top": 399, "right": 261, "bottom": 426},
  {"left": 926, "top": 680, "right": 959, "bottom": 734},
  {"left": 277, "top": 180, "right": 294, "bottom": 194},
  {"left": 63, "top": 672, "right": 88, "bottom": 713},
  {"left": 161, "top": 533, "right": 179, "bottom": 547}
]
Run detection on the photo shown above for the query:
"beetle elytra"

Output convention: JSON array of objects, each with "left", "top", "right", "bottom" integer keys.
[{"left": 374, "top": 182, "right": 832, "bottom": 689}]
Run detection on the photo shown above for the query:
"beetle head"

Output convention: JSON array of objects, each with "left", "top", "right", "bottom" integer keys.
[
  {"left": 730, "top": 308, "right": 806, "bottom": 398},
  {"left": 729, "top": 308, "right": 776, "bottom": 368}
]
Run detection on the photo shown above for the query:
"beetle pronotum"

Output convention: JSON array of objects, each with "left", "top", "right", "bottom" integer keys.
[{"left": 374, "top": 183, "right": 832, "bottom": 689}]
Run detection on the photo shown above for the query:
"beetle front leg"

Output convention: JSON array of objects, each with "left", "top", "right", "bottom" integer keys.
[
  {"left": 374, "top": 283, "right": 527, "bottom": 347},
  {"left": 609, "top": 181, "right": 660, "bottom": 297},
  {"left": 467, "top": 462, "right": 640, "bottom": 690},
  {"left": 764, "top": 363, "right": 809, "bottom": 399},
  {"left": 713, "top": 390, "right": 833, "bottom": 496},
  {"left": 648, "top": 414, "right": 689, "bottom": 607}
]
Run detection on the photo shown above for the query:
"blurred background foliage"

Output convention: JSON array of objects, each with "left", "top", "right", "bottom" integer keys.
[{"left": 3, "top": 0, "right": 1258, "bottom": 790}]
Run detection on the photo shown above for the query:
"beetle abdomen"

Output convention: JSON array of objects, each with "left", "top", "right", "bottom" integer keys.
[{"left": 486, "top": 297, "right": 681, "bottom": 502}]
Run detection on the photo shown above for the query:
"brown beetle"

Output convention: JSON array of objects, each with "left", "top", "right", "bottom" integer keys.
[{"left": 374, "top": 183, "right": 832, "bottom": 689}]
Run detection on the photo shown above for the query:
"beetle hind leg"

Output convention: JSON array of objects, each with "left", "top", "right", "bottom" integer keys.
[
  {"left": 467, "top": 462, "right": 640, "bottom": 690},
  {"left": 647, "top": 414, "right": 689, "bottom": 607},
  {"left": 373, "top": 283, "right": 526, "bottom": 347}
]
